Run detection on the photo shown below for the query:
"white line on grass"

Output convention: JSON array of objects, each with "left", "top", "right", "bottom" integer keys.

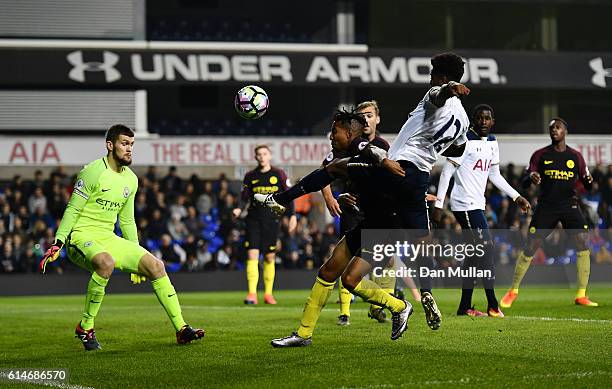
[
  {"left": 345, "top": 370, "right": 612, "bottom": 388},
  {"left": 0, "top": 372, "right": 94, "bottom": 389},
  {"left": 4, "top": 305, "right": 612, "bottom": 324}
]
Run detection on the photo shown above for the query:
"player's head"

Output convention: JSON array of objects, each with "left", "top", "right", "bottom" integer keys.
[
  {"left": 356, "top": 100, "right": 380, "bottom": 138},
  {"left": 472, "top": 104, "right": 495, "bottom": 137},
  {"left": 254, "top": 144, "right": 272, "bottom": 168},
  {"left": 430, "top": 52, "right": 465, "bottom": 86},
  {"left": 329, "top": 108, "right": 366, "bottom": 152},
  {"left": 105, "top": 124, "right": 134, "bottom": 166},
  {"left": 548, "top": 117, "right": 568, "bottom": 144}
]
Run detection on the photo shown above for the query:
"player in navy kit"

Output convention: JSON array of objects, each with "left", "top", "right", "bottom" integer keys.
[
  {"left": 501, "top": 118, "right": 598, "bottom": 308},
  {"left": 234, "top": 145, "right": 296, "bottom": 305}
]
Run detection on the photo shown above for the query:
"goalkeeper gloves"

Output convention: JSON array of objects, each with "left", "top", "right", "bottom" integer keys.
[
  {"left": 39, "top": 239, "right": 64, "bottom": 274},
  {"left": 130, "top": 273, "right": 146, "bottom": 285}
]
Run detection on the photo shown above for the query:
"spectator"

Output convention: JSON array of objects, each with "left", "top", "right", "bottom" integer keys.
[
  {"left": 28, "top": 186, "right": 48, "bottom": 215},
  {"left": 156, "top": 234, "right": 186, "bottom": 269}
]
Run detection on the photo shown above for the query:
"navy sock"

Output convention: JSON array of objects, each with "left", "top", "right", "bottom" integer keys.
[{"left": 458, "top": 288, "right": 474, "bottom": 312}]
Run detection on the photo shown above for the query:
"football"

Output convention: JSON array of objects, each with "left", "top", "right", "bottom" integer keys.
[{"left": 234, "top": 85, "right": 269, "bottom": 119}]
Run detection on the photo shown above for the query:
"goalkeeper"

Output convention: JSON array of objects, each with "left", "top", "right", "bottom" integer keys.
[{"left": 40, "top": 124, "right": 205, "bottom": 350}]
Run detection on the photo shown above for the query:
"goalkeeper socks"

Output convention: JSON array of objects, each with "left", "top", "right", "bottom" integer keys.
[
  {"left": 152, "top": 276, "right": 186, "bottom": 332},
  {"left": 353, "top": 278, "right": 406, "bottom": 314},
  {"left": 338, "top": 281, "right": 352, "bottom": 317},
  {"left": 274, "top": 168, "right": 334, "bottom": 205},
  {"left": 510, "top": 251, "right": 533, "bottom": 291},
  {"left": 576, "top": 250, "right": 591, "bottom": 298},
  {"left": 246, "top": 259, "right": 259, "bottom": 295},
  {"left": 81, "top": 272, "right": 108, "bottom": 330},
  {"left": 263, "top": 260, "right": 275, "bottom": 296},
  {"left": 297, "top": 277, "right": 335, "bottom": 339}
]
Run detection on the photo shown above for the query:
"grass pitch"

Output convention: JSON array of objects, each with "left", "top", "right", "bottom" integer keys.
[{"left": 1, "top": 285, "right": 611, "bottom": 388}]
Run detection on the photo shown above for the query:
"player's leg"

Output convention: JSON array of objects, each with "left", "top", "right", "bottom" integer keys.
[
  {"left": 65, "top": 233, "right": 115, "bottom": 350},
  {"left": 137, "top": 253, "right": 205, "bottom": 343},
  {"left": 368, "top": 258, "right": 396, "bottom": 323},
  {"left": 452, "top": 211, "right": 481, "bottom": 316},
  {"left": 341, "top": 256, "right": 412, "bottom": 340},
  {"left": 564, "top": 209, "right": 598, "bottom": 306},
  {"left": 501, "top": 206, "right": 554, "bottom": 308},
  {"left": 271, "top": 236, "right": 353, "bottom": 347},
  {"left": 244, "top": 217, "right": 261, "bottom": 304},
  {"left": 262, "top": 219, "right": 280, "bottom": 304},
  {"left": 391, "top": 161, "right": 441, "bottom": 329}
]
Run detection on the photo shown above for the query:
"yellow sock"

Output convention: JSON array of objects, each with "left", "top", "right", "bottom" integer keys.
[
  {"left": 353, "top": 278, "right": 406, "bottom": 314},
  {"left": 263, "top": 260, "right": 275, "bottom": 296},
  {"left": 297, "top": 277, "right": 335, "bottom": 339},
  {"left": 511, "top": 251, "right": 533, "bottom": 291},
  {"left": 246, "top": 259, "right": 259, "bottom": 295},
  {"left": 338, "top": 281, "right": 352, "bottom": 317},
  {"left": 576, "top": 250, "right": 591, "bottom": 298}
]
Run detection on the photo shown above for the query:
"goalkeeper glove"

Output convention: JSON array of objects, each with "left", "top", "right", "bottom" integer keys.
[
  {"left": 130, "top": 273, "right": 146, "bottom": 285},
  {"left": 39, "top": 239, "right": 63, "bottom": 274}
]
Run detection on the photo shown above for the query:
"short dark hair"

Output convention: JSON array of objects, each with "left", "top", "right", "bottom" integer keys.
[
  {"left": 431, "top": 52, "right": 465, "bottom": 82},
  {"left": 550, "top": 117, "right": 568, "bottom": 130},
  {"left": 473, "top": 104, "right": 495, "bottom": 119},
  {"left": 333, "top": 107, "right": 366, "bottom": 133},
  {"left": 105, "top": 124, "right": 134, "bottom": 143},
  {"left": 254, "top": 144, "right": 270, "bottom": 154}
]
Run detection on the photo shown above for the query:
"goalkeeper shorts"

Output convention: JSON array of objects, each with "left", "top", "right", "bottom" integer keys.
[{"left": 66, "top": 230, "right": 149, "bottom": 274}]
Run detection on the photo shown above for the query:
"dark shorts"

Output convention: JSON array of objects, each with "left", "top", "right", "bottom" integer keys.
[
  {"left": 244, "top": 217, "right": 280, "bottom": 254},
  {"left": 453, "top": 209, "right": 492, "bottom": 242},
  {"left": 529, "top": 204, "right": 588, "bottom": 238}
]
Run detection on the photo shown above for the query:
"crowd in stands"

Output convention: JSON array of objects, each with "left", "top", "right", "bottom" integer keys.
[{"left": 1, "top": 163, "right": 611, "bottom": 274}]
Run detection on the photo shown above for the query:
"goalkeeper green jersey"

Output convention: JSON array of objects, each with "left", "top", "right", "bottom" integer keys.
[{"left": 56, "top": 156, "right": 139, "bottom": 244}]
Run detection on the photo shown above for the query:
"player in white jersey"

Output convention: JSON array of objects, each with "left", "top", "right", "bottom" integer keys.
[
  {"left": 433, "top": 104, "right": 530, "bottom": 317},
  {"left": 258, "top": 53, "right": 472, "bottom": 333}
]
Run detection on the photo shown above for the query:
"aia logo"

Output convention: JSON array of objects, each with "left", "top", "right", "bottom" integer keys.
[
  {"left": 473, "top": 159, "right": 492, "bottom": 171},
  {"left": 67, "top": 50, "right": 121, "bottom": 83}
]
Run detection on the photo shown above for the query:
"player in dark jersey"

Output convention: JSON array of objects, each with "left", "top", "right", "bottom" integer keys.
[
  {"left": 500, "top": 118, "right": 598, "bottom": 308},
  {"left": 270, "top": 109, "right": 413, "bottom": 347},
  {"left": 321, "top": 100, "right": 394, "bottom": 326},
  {"left": 234, "top": 145, "right": 296, "bottom": 305}
]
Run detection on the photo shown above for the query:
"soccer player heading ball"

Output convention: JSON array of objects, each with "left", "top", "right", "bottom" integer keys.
[{"left": 39, "top": 125, "right": 205, "bottom": 350}]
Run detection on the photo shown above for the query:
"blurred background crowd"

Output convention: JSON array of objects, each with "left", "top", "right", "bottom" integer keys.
[{"left": 1, "top": 162, "right": 611, "bottom": 274}]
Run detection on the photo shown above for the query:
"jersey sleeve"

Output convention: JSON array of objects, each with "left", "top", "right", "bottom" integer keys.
[
  {"left": 55, "top": 164, "right": 100, "bottom": 243},
  {"left": 434, "top": 160, "right": 457, "bottom": 209},
  {"left": 118, "top": 174, "right": 139, "bottom": 243},
  {"left": 491, "top": 141, "right": 500, "bottom": 165},
  {"left": 575, "top": 150, "right": 593, "bottom": 190},
  {"left": 447, "top": 142, "right": 468, "bottom": 166},
  {"left": 528, "top": 149, "right": 541, "bottom": 174},
  {"left": 278, "top": 169, "right": 295, "bottom": 216},
  {"left": 241, "top": 171, "right": 253, "bottom": 204}
]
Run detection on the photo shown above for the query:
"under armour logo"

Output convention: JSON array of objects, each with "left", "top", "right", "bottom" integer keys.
[
  {"left": 589, "top": 57, "right": 612, "bottom": 88},
  {"left": 67, "top": 50, "right": 121, "bottom": 83}
]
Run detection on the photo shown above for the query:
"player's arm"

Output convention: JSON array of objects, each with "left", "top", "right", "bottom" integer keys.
[
  {"left": 441, "top": 131, "right": 468, "bottom": 157},
  {"left": 358, "top": 143, "right": 405, "bottom": 176},
  {"left": 522, "top": 150, "right": 542, "bottom": 188},
  {"left": 42, "top": 167, "right": 96, "bottom": 273},
  {"left": 321, "top": 185, "right": 341, "bottom": 217},
  {"left": 489, "top": 164, "right": 530, "bottom": 212},
  {"left": 434, "top": 159, "right": 458, "bottom": 210},
  {"left": 429, "top": 82, "right": 471, "bottom": 108},
  {"left": 577, "top": 151, "right": 594, "bottom": 190},
  {"left": 118, "top": 178, "right": 138, "bottom": 243},
  {"left": 233, "top": 172, "right": 252, "bottom": 218},
  {"left": 279, "top": 169, "right": 298, "bottom": 232}
]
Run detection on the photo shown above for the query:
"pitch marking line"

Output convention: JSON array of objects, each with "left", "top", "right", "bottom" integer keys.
[
  {"left": 0, "top": 372, "right": 94, "bottom": 389},
  {"left": 346, "top": 370, "right": 612, "bottom": 388}
]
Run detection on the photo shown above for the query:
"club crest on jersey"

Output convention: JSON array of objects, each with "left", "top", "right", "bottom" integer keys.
[
  {"left": 123, "top": 186, "right": 130, "bottom": 198},
  {"left": 566, "top": 160, "right": 575, "bottom": 169},
  {"left": 269, "top": 176, "right": 278, "bottom": 185}
]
